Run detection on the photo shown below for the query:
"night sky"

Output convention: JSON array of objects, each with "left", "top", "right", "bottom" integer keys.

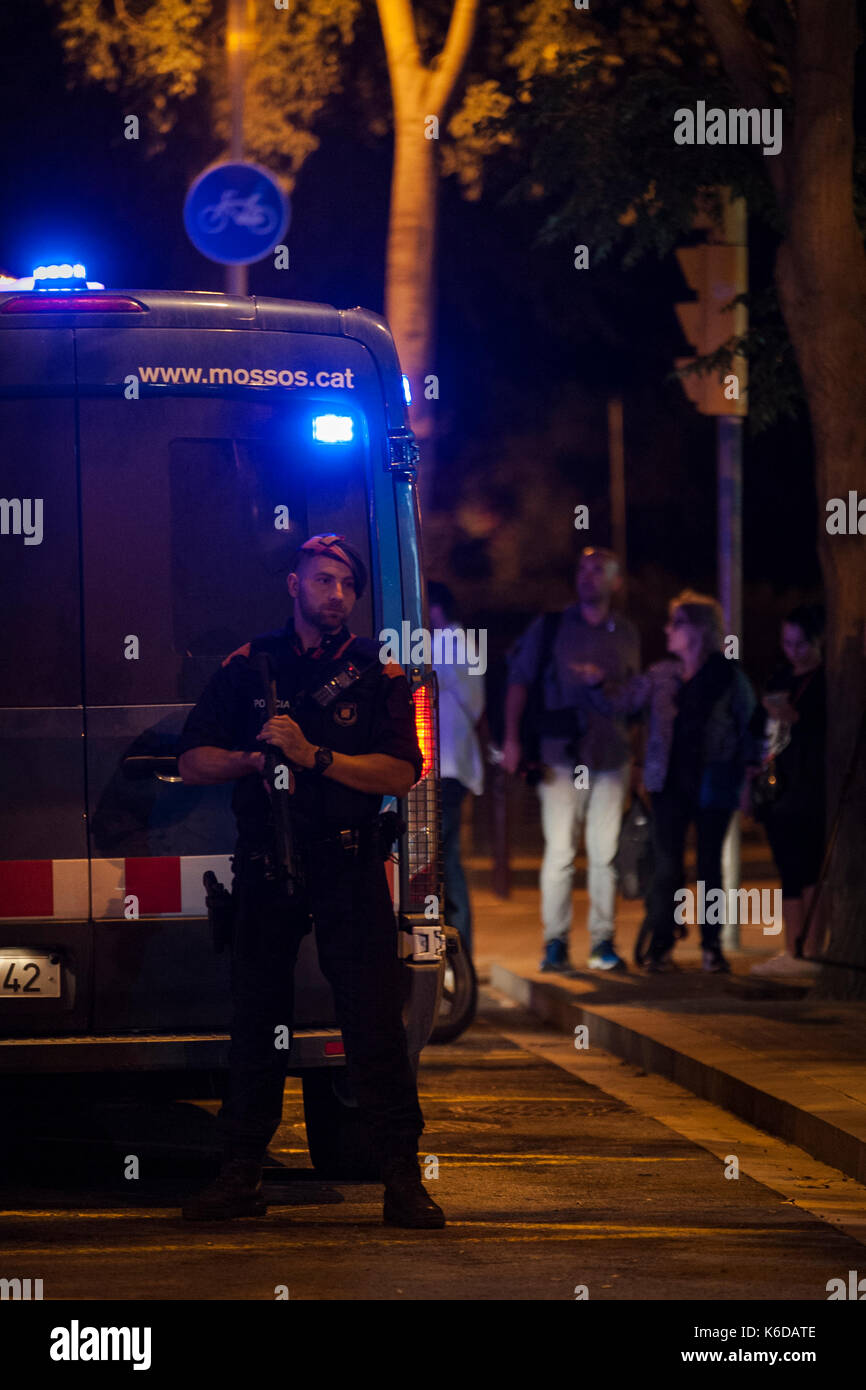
[{"left": 0, "top": 1, "right": 821, "bottom": 682}]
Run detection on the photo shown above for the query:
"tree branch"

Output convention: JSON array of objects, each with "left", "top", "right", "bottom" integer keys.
[
  {"left": 428, "top": 0, "right": 479, "bottom": 115},
  {"left": 376, "top": 0, "right": 424, "bottom": 113},
  {"left": 754, "top": 0, "right": 796, "bottom": 76},
  {"left": 692, "top": 0, "right": 788, "bottom": 202},
  {"left": 785, "top": 0, "right": 861, "bottom": 267}
]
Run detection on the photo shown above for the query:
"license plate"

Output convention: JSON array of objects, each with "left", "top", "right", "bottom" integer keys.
[{"left": 0, "top": 952, "right": 61, "bottom": 998}]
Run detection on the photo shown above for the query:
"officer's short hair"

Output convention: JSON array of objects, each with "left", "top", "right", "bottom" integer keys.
[{"left": 291, "top": 534, "right": 367, "bottom": 598}]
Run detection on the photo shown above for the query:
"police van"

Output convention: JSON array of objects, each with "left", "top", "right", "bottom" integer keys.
[{"left": 0, "top": 268, "right": 462, "bottom": 1176}]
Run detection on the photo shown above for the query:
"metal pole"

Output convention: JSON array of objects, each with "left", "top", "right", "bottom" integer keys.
[
  {"left": 719, "top": 413, "right": 743, "bottom": 948},
  {"left": 226, "top": 0, "right": 249, "bottom": 298},
  {"left": 490, "top": 760, "right": 511, "bottom": 900},
  {"left": 608, "top": 395, "right": 627, "bottom": 589}
]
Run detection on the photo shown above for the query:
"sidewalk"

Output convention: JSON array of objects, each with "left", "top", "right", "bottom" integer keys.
[{"left": 469, "top": 862, "right": 866, "bottom": 1186}]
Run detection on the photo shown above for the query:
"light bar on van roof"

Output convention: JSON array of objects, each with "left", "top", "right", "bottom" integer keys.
[
  {"left": 0, "top": 275, "right": 105, "bottom": 291},
  {"left": 0, "top": 294, "right": 145, "bottom": 313}
]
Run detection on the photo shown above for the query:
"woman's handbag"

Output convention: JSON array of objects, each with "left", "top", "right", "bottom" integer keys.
[{"left": 614, "top": 793, "right": 653, "bottom": 900}]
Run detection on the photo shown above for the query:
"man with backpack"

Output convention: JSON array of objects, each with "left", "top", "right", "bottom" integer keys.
[{"left": 503, "top": 548, "right": 640, "bottom": 973}]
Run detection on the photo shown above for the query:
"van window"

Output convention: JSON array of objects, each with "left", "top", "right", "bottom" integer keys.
[
  {"left": 79, "top": 396, "right": 373, "bottom": 706},
  {"left": 80, "top": 394, "right": 373, "bottom": 869}
]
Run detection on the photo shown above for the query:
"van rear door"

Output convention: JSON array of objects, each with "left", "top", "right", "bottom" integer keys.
[
  {"left": 0, "top": 332, "right": 91, "bottom": 1034},
  {"left": 75, "top": 326, "right": 378, "bottom": 1031}
]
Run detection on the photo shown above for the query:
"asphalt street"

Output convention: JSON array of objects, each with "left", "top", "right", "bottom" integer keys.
[{"left": 2, "top": 992, "right": 864, "bottom": 1301}]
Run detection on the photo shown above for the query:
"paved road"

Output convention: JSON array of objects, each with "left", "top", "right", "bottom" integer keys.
[{"left": 2, "top": 995, "right": 864, "bottom": 1301}]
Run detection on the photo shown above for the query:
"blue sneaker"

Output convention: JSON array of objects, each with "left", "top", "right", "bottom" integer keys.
[
  {"left": 588, "top": 941, "right": 627, "bottom": 971},
  {"left": 539, "top": 939, "right": 575, "bottom": 974}
]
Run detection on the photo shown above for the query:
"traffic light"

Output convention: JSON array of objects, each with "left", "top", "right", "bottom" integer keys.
[{"left": 674, "top": 242, "right": 747, "bottom": 417}]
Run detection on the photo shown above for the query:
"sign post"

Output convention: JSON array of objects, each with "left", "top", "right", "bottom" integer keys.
[{"left": 674, "top": 191, "right": 748, "bottom": 949}]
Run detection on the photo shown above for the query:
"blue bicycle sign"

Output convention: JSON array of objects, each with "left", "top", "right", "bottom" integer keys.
[{"left": 184, "top": 162, "right": 290, "bottom": 266}]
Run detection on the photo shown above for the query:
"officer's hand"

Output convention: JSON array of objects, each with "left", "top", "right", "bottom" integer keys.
[{"left": 257, "top": 715, "right": 316, "bottom": 769}]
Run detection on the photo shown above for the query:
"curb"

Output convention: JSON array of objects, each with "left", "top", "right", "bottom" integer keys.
[{"left": 489, "top": 962, "right": 866, "bottom": 1185}]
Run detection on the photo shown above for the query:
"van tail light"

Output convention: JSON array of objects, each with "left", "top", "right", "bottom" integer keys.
[
  {"left": 405, "top": 679, "right": 440, "bottom": 912},
  {"left": 0, "top": 295, "right": 147, "bottom": 314},
  {"left": 412, "top": 684, "right": 434, "bottom": 779}
]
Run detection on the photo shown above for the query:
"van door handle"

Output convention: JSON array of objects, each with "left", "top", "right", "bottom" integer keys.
[{"left": 122, "top": 755, "right": 182, "bottom": 783}]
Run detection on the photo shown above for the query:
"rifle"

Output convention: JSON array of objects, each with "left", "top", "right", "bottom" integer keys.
[{"left": 252, "top": 650, "right": 303, "bottom": 895}]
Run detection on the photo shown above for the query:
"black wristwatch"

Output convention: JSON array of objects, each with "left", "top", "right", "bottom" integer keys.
[{"left": 312, "top": 746, "right": 334, "bottom": 775}]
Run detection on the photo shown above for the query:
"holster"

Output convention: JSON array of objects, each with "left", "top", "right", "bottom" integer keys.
[
  {"left": 376, "top": 809, "right": 405, "bottom": 861},
  {"left": 202, "top": 869, "right": 236, "bottom": 954}
]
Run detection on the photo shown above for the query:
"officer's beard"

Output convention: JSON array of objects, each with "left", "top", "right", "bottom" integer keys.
[{"left": 296, "top": 587, "right": 345, "bottom": 635}]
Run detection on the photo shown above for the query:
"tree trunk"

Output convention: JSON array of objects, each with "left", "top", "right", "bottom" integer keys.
[
  {"left": 385, "top": 113, "right": 439, "bottom": 515},
  {"left": 376, "top": 0, "right": 479, "bottom": 520},
  {"left": 697, "top": 0, "right": 866, "bottom": 997},
  {"left": 773, "top": 0, "right": 866, "bottom": 997}
]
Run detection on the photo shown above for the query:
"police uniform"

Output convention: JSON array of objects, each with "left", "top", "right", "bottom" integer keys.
[{"left": 176, "top": 618, "right": 426, "bottom": 1174}]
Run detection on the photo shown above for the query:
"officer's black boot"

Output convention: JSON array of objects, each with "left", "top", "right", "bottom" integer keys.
[
  {"left": 382, "top": 1147, "right": 446, "bottom": 1230},
  {"left": 182, "top": 1158, "right": 267, "bottom": 1221}
]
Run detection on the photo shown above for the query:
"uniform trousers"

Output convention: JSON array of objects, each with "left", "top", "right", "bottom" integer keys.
[{"left": 219, "top": 840, "right": 424, "bottom": 1167}]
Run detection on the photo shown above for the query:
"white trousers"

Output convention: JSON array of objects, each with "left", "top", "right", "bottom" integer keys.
[{"left": 536, "top": 763, "right": 630, "bottom": 948}]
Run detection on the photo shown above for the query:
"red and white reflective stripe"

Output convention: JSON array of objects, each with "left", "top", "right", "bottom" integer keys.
[
  {"left": 90, "top": 856, "right": 234, "bottom": 918},
  {"left": 0, "top": 856, "right": 231, "bottom": 920},
  {"left": 0, "top": 859, "right": 89, "bottom": 920},
  {"left": 1, "top": 853, "right": 400, "bottom": 920}
]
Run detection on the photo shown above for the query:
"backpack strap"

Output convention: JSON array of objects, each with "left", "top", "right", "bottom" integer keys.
[{"left": 534, "top": 611, "right": 563, "bottom": 697}]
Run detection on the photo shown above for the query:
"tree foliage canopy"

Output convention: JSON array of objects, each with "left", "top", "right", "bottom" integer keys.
[
  {"left": 442, "top": 0, "right": 865, "bottom": 429},
  {"left": 54, "top": 0, "right": 362, "bottom": 180}
]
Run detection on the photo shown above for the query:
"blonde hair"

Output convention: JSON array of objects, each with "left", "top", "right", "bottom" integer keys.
[{"left": 669, "top": 589, "right": 725, "bottom": 663}]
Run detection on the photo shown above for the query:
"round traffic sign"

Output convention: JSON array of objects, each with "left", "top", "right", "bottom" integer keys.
[{"left": 183, "top": 161, "right": 290, "bottom": 266}]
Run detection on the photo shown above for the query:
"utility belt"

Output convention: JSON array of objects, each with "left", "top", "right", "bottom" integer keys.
[
  {"left": 235, "top": 823, "right": 378, "bottom": 874},
  {"left": 205, "top": 810, "right": 403, "bottom": 952}
]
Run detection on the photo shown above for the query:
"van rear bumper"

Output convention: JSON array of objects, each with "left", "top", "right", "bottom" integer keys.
[{"left": 0, "top": 1028, "right": 346, "bottom": 1074}]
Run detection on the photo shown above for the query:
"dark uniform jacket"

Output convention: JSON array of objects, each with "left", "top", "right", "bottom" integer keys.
[{"left": 176, "top": 619, "right": 423, "bottom": 853}]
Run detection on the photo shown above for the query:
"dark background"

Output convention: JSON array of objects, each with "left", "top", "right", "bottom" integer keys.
[{"left": 0, "top": 1, "right": 821, "bottom": 692}]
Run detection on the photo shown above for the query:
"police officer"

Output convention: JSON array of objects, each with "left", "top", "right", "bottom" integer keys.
[{"left": 177, "top": 534, "right": 445, "bottom": 1229}]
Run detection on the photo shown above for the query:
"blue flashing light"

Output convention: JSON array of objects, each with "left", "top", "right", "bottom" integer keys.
[
  {"left": 402, "top": 374, "right": 412, "bottom": 405},
  {"left": 312, "top": 414, "right": 354, "bottom": 444},
  {"left": 32, "top": 263, "right": 88, "bottom": 290}
]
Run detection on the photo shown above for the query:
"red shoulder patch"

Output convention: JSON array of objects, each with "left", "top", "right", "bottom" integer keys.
[
  {"left": 221, "top": 641, "right": 251, "bottom": 668},
  {"left": 382, "top": 661, "right": 404, "bottom": 679},
  {"left": 334, "top": 632, "right": 357, "bottom": 660}
]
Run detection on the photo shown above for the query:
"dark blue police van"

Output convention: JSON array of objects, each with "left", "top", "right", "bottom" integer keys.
[{"left": 0, "top": 272, "right": 455, "bottom": 1176}]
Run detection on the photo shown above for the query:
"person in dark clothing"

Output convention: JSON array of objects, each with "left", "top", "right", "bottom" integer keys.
[
  {"left": 749, "top": 604, "right": 826, "bottom": 979},
  {"left": 177, "top": 533, "right": 445, "bottom": 1229},
  {"left": 576, "top": 590, "right": 759, "bottom": 973}
]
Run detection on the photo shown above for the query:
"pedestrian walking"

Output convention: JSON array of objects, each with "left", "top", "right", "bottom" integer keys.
[
  {"left": 503, "top": 547, "right": 640, "bottom": 974},
  {"left": 177, "top": 534, "right": 445, "bottom": 1228},
  {"left": 576, "top": 590, "right": 759, "bottom": 973},
  {"left": 749, "top": 604, "right": 826, "bottom": 979},
  {"left": 427, "top": 582, "right": 485, "bottom": 957}
]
